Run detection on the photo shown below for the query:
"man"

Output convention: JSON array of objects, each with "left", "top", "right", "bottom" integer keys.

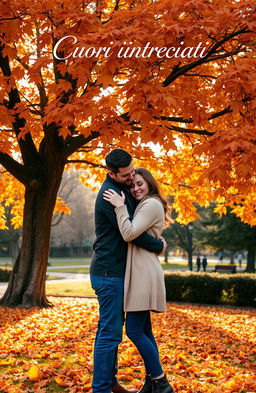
[
  {"left": 90, "top": 149, "right": 166, "bottom": 393},
  {"left": 202, "top": 255, "right": 207, "bottom": 271},
  {"left": 196, "top": 255, "right": 201, "bottom": 272}
]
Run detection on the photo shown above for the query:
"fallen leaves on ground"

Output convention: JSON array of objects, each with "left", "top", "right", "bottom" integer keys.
[{"left": 0, "top": 298, "right": 255, "bottom": 392}]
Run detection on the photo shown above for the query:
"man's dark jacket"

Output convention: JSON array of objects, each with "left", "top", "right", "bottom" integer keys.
[{"left": 90, "top": 174, "right": 163, "bottom": 277}]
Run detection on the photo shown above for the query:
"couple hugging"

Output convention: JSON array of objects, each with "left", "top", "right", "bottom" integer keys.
[{"left": 90, "top": 149, "right": 175, "bottom": 393}]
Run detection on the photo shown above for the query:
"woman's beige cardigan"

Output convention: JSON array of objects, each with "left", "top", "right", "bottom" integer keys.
[{"left": 115, "top": 196, "right": 166, "bottom": 313}]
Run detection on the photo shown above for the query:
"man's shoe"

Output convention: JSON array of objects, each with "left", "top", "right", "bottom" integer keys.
[
  {"left": 112, "top": 382, "right": 138, "bottom": 393},
  {"left": 138, "top": 376, "right": 152, "bottom": 393},
  {"left": 152, "top": 375, "right": 175, "bottom": 393}
]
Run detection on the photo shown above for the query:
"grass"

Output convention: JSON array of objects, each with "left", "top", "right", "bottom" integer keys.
[
  {"left": 46, "top": 262, "right": 190, "bottom": 274},
  {"left": 46, "top": 264, "right": 181, "bottom": 274},
  {"left": 48, "top": 267, "right": 90, "bottom": 274},
  {"left": 46, "top": 280, "right": 95, "bottom": 297},
  {"left": 161, "top": 262, "right": 187, "bottom": 270},
  {"left": 48, "top": 257, "right": 91, "bottom": 266}
]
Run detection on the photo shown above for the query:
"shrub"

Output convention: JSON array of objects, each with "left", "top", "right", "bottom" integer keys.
[
  {"left": 222, "top": 274, "right": 256, "bottom": 306},
  {"left": 164, "top": 272, "right": 256, "bottom": 306},
  {"left": 164, "top": 272, "right": 185, "bottom": 302}
]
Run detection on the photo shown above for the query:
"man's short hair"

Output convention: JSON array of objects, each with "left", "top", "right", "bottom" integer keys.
[{"left": 105, "top": 149, "right": 132, "bottom": 174}]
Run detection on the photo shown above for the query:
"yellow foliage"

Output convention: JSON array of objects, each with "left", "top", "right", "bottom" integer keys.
[
  {"left": 54, "top": 197, "right": 71, "bottom": 215},
  {"left": 27, "top": 365, "right": 41, "bottom": 381}
]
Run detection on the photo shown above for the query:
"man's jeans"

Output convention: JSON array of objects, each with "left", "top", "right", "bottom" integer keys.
[{"left": 90, "top": 275, "right": 125, "bottom": 393}]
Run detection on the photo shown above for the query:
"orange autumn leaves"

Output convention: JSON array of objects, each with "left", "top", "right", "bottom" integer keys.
[
  {"left": 1, "top": 0, "right": 256, "bottom": 228},
  {"left": 0, "top": 298, "right": 256, "bottom": 393}
]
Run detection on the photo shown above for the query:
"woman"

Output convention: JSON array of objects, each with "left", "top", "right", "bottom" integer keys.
[{"left": 103, "top": 168, "right": 175, "bottom": 393}]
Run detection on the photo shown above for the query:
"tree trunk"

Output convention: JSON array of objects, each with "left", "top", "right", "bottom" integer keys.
[
  {"left": 245, "top": 246, "right": 255, "bottom": 273},
  {"left": 0, "top": 161, "right": 65, "bottom": 308},
  {"left": 230, "top": 252, "right": 235, "bottom": 264},
  {"left": 187, "top": 226, "right": 193, "bottom": 271},
  {"left": 187, "top": 249, "right": 193, "bottom": 271},
  {"left": 164, "top": 245, "right": 170, "bottom": 263}
]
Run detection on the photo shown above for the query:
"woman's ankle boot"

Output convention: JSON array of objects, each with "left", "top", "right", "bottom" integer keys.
[
  {"left": 138, "top": 375, "right": 152, "bottom": 393},
  {"left": 152, "top": 375, "right": 174, "bottom": 393}
]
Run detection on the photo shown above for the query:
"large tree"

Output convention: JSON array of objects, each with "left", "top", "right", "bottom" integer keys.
[{"left": 0, "top": 0, "right": 256, "bottom": 307}]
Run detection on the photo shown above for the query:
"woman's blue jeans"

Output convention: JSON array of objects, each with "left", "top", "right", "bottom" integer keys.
[
  {"left": 90, "top": 275, "right": 125, "bottom": 393},
  {"left": 125, "top": 311, "right": 163, "bottom": 378}
]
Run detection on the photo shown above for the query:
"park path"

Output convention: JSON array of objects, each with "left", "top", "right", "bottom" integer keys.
[{"left": 0, "top": 271, "right": 90, "bottom": 296}]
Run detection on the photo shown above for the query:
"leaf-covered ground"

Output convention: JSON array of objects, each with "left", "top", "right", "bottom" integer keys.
[{"left": 0, "top": 298, "right": 255, "bottom": 393}]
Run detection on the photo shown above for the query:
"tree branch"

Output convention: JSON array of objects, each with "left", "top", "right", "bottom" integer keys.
[
  {"left": 158, "top": 116, "right": 193, "bottom": 124},
  {"left": 66, "top": 159, "right": 106, "bottom": 169},
  {"left": 51, "top": 212, "right": 65, "bottom": 227},
  {"left": 0, "top": 15, "right": 25, "bottom": 21},
  {"left": 162, "top": 27, "right": 250, "bottom": 87},
  {"left": 35, "top": 24, "right": 48, "bottom": 112},
  {"left": 165, "top": 125, "right": 215, "bottom": 136},
  {"left": 114, "top": 0, "right": 121, "bottom": 11},
  {"left": 184, "top": 73, "right": 217, "bottom": 79},
  {"left": 0, "top": 152, "right": 28, "bottom": 184},
  {"left": 0, "top": 44, "right": 39, "bottom": 166},
  {"left": 64, "top": 131, "right": 101, "bottom": 158},
  {"left": 209, "top": 107, "right": 232, "bottom": 120}
]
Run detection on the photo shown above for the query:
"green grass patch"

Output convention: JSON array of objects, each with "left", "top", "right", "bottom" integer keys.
[
  {"left": 161, "top": 262, "right": 187, "bottom": 270},
  {"left": 47, "top": 267, "right": 90, "bottom": 274},
  {"left": 46, "top": 280, "right": 95, "bottom": 297},
  {"left": 48, "top": 257, "right": 91, "bottom": 265},
  {"left": 46, "top": 276, "right": 65, "bottom": 281}
]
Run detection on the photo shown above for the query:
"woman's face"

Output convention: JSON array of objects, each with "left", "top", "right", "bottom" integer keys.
[{"left": 130, "top": 174, "right": 149, "bottom": 200}]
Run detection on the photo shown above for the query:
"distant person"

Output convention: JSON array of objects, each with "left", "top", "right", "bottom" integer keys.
[
  {"left": 238, "top": 254, "right": 243, "bottom": 268},
  {"left": 202, "top": 256, "right": 207, "bottom": 271},
  {"left": 196, "top": 255, "right": 201, "bottom": 272},
  {"left": 219, "top": 254, "right": 223, "bottom": 264}
]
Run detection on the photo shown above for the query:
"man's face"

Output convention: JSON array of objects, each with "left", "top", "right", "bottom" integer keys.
[{"left": 109, "top": 162, "right": 135, "bottom": 185}]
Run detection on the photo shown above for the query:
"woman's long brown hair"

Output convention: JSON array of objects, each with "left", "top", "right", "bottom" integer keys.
[{"left": 134, "top": 168, "right": 171, "bottom": 224}]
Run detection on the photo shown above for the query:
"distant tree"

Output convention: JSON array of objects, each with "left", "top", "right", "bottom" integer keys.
[
  {"left": 197, "top": 205, "right": 256, "bottom": 272},
  {"left": 51, "top": 170, "right": 96, "bottom": 251},
  {"left": 163, "top": 216, "right": 199, "bottom": 270},
  {"left": 164, "top": 204, "right": 256, "bottom": 273}
]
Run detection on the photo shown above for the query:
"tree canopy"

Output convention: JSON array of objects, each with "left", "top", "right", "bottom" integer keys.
[{"left": 0, "top": 0, "right": 256, "bottom": 226}]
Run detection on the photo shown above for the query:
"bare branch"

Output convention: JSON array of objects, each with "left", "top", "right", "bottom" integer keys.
[
  {"left": 66, "top": 159, "right": 106, "bottom": 169},
  {"left": 51, "top": 212, "right": 65, "bottom": 227}
]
